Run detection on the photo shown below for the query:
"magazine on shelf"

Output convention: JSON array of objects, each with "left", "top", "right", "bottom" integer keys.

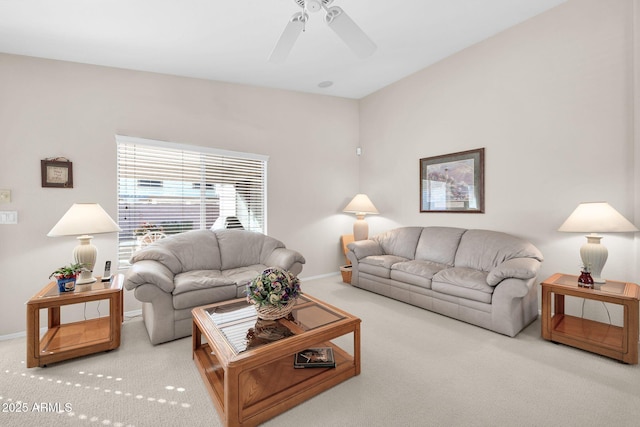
[{"left": 294, "top": 347, "right": 336, "bottom": 368}]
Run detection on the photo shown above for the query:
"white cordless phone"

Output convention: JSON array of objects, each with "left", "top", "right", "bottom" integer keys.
[{"left": 101, "top": 261, "right": 112, "bottom": 282}]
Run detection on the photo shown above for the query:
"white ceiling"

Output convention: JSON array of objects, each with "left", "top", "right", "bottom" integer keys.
[{"left": 0, "top": 0, "right": 566, "bottom": 99}]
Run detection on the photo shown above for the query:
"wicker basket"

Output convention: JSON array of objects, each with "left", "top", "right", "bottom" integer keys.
[
  {"left": 254, "top": 299, "right": 296, "bottom": 320},
  {"left": 340, "top": 265, "right": 352, "bottom": 284}
]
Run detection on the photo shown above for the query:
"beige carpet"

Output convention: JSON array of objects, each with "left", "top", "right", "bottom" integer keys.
[{"left": 2, "top": 275, "right": 639, "bottom": 427}]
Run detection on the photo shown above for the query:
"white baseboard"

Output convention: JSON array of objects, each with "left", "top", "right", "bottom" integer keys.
[
  {"left": 301, "top": 271, "right": 341, "bottom": 281},
  {"left": 0, "top": 330, "right": 27, "bottom": 342}
]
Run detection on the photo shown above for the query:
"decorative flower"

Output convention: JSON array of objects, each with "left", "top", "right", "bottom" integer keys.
[{"left": 246, "top": 267, "right": 301, "bottom": 307}]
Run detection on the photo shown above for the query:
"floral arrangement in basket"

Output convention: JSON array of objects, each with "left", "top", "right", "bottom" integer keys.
[{"left": 246, "top": 267, "right": 302, "bottom": 320}]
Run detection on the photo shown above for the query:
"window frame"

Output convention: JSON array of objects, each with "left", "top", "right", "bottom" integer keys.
[{"left": 115, "top": 135, "right": 268, "bottom": 269}]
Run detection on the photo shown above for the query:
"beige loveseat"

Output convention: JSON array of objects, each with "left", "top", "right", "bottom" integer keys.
[
  {"left": 124, "top": 229, "right": 305, "bottom": 344},
  {"left": 347, "top": 226, "right": 543, "bottom": 337}
]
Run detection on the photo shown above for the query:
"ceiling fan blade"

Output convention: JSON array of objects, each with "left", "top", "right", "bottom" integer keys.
[
  {"left": 268, "top": 12, "right": 307, "bottom": 63},
  {"left": 325, "top": 6, "right": 376, "bottom": 59}
]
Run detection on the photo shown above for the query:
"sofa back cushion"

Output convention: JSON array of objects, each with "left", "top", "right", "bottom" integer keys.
[
  {"left": 215, "top": 229, "right": 285, "bottom": 270},
  {"left": 373, "top": 227, "right": 423, "bottom": 259},
  {"left": 454, "top": 229, "right": 543, "bottom": 272},
  {"left": 130, "top": 229, "right": 222, "bottom": 274},
  {"left": 415, "top": 227, "right": 467, "bottom": 266}
]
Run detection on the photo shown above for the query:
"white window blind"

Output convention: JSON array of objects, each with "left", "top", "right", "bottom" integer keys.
[{"left": 116, "top": 136, "right": 267, "bottom": 269}]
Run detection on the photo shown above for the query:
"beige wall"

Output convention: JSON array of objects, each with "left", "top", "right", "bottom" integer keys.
[
  {"left": 1, "top": 0, "right": 638, "bottom": 337},
  {"left": 359, "top": 0, "right": 639, "bottom": 322},
  {"left": 0, "top": 55, "right": 360, "bottom": 336}
]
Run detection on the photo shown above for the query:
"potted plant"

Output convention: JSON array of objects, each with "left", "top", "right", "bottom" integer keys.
[{"left": 49, "top": 263, "right": 85, "bottom": 292}]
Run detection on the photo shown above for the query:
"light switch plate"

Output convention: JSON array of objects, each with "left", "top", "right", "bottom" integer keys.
[
  {"left": 0, "top": 211, "right": 18, "bottom": 224},
  {"left": 0, "top": 189, "right": 10, "bottom": 203}
]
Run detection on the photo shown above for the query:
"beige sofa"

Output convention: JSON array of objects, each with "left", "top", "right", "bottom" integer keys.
[
  {"left": 124, "top": 229, "right": 305, "bottom": 344},
  {"left": 347, "top": 226, "right": 543, "bottom": 337}
]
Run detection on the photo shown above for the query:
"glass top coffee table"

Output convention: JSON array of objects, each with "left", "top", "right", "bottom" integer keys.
[{"left": 192, "top": 294, "right": 361, "bottom": 427}]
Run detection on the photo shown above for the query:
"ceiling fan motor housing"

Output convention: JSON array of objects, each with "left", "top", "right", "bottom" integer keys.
[{"left": 294, "top": 0, "right": 334, "bottom": 13}]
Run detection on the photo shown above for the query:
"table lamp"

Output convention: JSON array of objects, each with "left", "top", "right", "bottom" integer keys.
[
  {"left": 558, "top": 202, "right": 638, "bottom": 283},
  {"left": 343, "top": 194, "right": 379, "bottom": 241},
  {"left": 47, "top": 203, "right": 122, "bottom": 284}
]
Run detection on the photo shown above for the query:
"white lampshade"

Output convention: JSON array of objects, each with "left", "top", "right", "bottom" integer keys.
[
  {"left": 48, "top": 203, "right": 121, "bottom": 284},
  {"left": 343, "top": 194, "right": 379, "bottom": 241},
  {"left": 558, "top": 202, "right": 638, "bottom": 283},
  {"left": 558, "top": 202, "right": 638, "bottom": 233},
  {"left": 343, "top": 194, "right": 379, "bottom": 216}
]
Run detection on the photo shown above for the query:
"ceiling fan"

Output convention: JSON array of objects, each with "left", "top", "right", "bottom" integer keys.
[{"left": 269, "top": 0, "right": 377, "bottom": 63}]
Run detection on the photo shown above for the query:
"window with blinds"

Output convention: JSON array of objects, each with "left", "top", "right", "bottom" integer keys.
[{"left": 116, "top": 135, "right": 268, "bottom": 269}]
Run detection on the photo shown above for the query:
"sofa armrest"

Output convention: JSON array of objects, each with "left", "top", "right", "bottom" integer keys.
[
  {"left": 347, "top": 240, "right": 383, "bottom": 260},
  {"left": 487, "top": 257, "right": 541, "bottom": 286},
  {"left": 264, "top": 248, "right": 306, "bottom": 273},
  {"left": 492, "top": 277, "right": 533, "bottom": 299},
  {"left": 124, "top": 260, "right": 175, "bottom": 294},
  {"left": 129, "top": 245, "right": 182, "bottom": 274}
]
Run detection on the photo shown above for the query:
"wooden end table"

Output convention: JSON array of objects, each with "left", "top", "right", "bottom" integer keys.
[
  {"left": 26, "top": 275, "right": 123, "bottom": 368},
  {"left": 540, "top": 273, "right": 639, "bottom": 364},
  {"left": 192, "top": 294, "right": 361, "bottom": 427}
]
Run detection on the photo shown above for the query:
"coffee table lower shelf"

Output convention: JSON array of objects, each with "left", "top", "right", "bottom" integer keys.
[{"left": 193, "top": 341, "right": 356, "bottom": 427}]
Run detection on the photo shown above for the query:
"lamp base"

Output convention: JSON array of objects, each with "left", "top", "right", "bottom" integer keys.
[
  {"left": 76, "top": 274, "right": 97, "bottom": 285},
  {"left": 73, "top": 235, "right": 97, "bottom": 285},
  {"left": 353, "top": 215, "right": 369, "bottom": 241},
  {"left": 580, "top": 234, "right": 607, "bottom": 284}
]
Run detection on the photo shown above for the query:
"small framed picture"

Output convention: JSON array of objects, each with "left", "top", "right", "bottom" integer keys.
[
  {"left": 420, "top": 148, "right": 484, "bottom": 213},
  {"left": 41, "top": 159, "right": 73, "bottom": 188}
]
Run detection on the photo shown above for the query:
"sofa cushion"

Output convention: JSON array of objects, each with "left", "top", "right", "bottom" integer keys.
[
  {"left": 359, "top": 255, "right": 408, "bottom": 278},
  {"left": 172, "top": 270, "right": 237, "bottom": 310},
  {"left": 222, "top": 265, "right": 266, "bottom": 283},
  {"left": 392, "top": 260, "right": 447, "bottom": 278},
  {"left": 215, "top": 229, "right": 285, "bottom": 270},
  {"left": 222, "top": 264, "right": 269, "bottom": 297},
  {"left": 414, "top": 227, "right": 467, "bottom": 266},
  {"left": 132, "top": 229, "right": 223, "bottom": 274},
  {"left": 454, "top": 229, "right": 543, "bottom": 272},
  {"left": 390, "top": 260, "right": 447, "bottom": 289},
  {"left": 432, "top": 267, "right": 493, "bottom": 304},
  {"left": 373, "top": 227, "right": 423, "bottom": 259},
  {"left": 173, "top": 270, "right": 234, "bottom": 295},
  {"left": 389, "top": 270, "right": 433, "bottom": 289}
]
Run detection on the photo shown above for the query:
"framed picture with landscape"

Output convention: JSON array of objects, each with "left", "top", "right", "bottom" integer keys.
[{"left": 420, "top": 148, "right": 484, "bottom": 213}]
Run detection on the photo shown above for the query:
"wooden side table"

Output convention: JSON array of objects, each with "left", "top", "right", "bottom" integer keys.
[
  {"left": 540, "top": 273, "right": 639, "bottom": 364},
  {"left": 26, "top": 275, "right": 123, "bottom": 368}
]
